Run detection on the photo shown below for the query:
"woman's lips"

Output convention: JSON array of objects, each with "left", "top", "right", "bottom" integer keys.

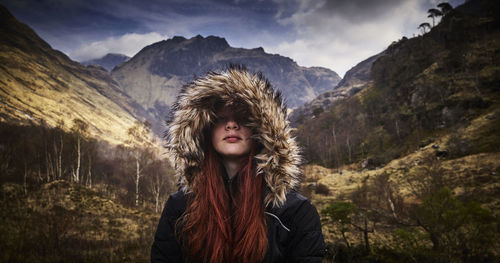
[{"left": 224, "top": 135, "right": 241, "bottom": 143}]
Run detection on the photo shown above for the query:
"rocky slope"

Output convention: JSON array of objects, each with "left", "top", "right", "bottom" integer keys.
[
  {"left": 0, "top": 5, "right": 150, "bottom": 145},
  {"left": 81, "top": 53, "right": 130, "bottom": 71},
  {"left": 111, "top": 35, "right": 341, "bottom": 123},
  {"left": 290, "top": 52, "right": 384, "bottom": 125}
]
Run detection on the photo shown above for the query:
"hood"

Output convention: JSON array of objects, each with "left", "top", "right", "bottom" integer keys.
[{"left": 165, "top": 66, "right": 302, "bottom": 208}]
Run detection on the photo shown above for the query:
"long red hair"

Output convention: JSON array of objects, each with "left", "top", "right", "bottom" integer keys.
[{"left": 179, "top": 144, "right": 268, "bottom": 263}]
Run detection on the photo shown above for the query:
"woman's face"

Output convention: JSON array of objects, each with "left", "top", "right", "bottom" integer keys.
[{"left": 211, "top": 106, "right": 253, "bottom": 160}]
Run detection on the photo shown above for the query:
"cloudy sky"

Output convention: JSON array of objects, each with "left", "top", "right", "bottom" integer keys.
[{"left": 2, "top": 0, "right": 464, "bottom": 77}]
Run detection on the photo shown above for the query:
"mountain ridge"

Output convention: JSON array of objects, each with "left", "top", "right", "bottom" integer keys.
[
  {"left": 82, "top": 53, "right": 130, "bottom": 71},
  {"left": 111, "top": 34, "right": 341, "bottom": 126}
]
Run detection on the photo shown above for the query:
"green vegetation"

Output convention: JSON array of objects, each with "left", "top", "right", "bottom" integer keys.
[
  {"left": 411, "top": 188, "right": 497, "bottom": 262},
  {"left": 322, "top": 201, "right": 358, "bottom": 249},
  {"left": 318, "top": 157, "right": 499, "bottom": 263},
  {"left": 388, "top": 187, "right": 498, "bottom": 263}
]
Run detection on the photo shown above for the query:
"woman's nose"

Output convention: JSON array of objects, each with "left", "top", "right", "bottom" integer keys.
[{"left": 225, "top": 120, "right": 239, "bottom": 130}]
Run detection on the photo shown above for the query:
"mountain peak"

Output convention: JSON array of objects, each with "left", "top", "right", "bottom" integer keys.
[
  {"left": 155, "top": 35, "right": 230, "bottom": 53},
  {"left": 170, "top": 36, "right": 186, "bottom": 43},
  {"left": 252, "top": 47, "right": 265, "bottom": 52},
  {"left": 82, "top": 53, "right": 130, "bottom": 71},
  {"left": 188, "top": 35, "right": 230, "bottom": 50}
]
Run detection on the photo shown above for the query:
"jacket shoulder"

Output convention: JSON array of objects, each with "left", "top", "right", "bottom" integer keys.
[
  {"left": 269, "top": 191, "right": 319, "bottom": 230},
  {"left": 165, "top": 190, "right": 187, "bottom": 216},
  {"left": 170, "top": 189, "right": 187, "bottom": 201}
]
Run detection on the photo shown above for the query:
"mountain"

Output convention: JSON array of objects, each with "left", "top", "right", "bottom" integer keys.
[
  {"left": 0, "top": 5, "right": 149, "bottom": 145},
  {"left": 290, "top": 51, "right": 384, "bottom": 125},
  {"left": 111, "top": 35, "right": 341, "bottom": 122},
  {"left": 81, "top": 53, "right": 130, "bottom": 71}
]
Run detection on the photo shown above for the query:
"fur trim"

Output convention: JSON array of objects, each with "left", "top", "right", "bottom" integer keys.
[{"left": 165, "top": 66, "right": 302, "bottom": 208}]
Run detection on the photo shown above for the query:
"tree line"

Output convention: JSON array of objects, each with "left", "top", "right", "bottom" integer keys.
[
  {"left": 0, "top": 119, "right": 176, "bottom": 212},
  {"left": 0, "top": 119, "right": 179, "bottom": 262}
]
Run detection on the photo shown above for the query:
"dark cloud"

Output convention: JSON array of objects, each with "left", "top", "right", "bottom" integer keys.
[
  {"left": 2, "top": 0, "right": 147, "bottom": 37},
  {"left": 318, "top": 0, "right": 404, "bottom": 22},
  {"left": 2, "top": 0, "right": 283, "bottom": 37},
  {"left": 1, "top": 0, "right": 286, "bottom": 57},
  {"left": 0, "top": 0, "right": 467, "bottom": 75}
]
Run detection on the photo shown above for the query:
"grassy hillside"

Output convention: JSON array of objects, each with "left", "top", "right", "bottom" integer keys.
[
  {"left": 0, "top": 5, "right": 151, "bottom": 145},
  {"left": 0, "top": 180, "right": 160, "bottom": 263},
  {"left": 301, "top": 145, "right": 499, "bottom": 262}
]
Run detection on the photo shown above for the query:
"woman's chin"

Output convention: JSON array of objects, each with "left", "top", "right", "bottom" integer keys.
[{"left": 219, "top": 151, "right": 250, "bottom": 160}]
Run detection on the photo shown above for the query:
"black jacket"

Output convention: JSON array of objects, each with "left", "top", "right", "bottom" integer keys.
[{"left": 151, "top": 190, "right": 326, "bottom": 263}]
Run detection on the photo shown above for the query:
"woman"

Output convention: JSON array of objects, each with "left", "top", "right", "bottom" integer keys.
[{"left": 151, "top": 66, "right": 325, "bottom": 263}]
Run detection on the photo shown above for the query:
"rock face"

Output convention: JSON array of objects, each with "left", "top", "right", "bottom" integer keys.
[
  {"left": 290, "top": 52, "right": 384, "bottom": 126},
  {"left": 0, "top": 5, "right": 149, "bottom": 144},
  {"left": 82, "top": 53, "right": 130, "bottom": 71},
  {"left": 111, "top": 35, "right": 341, "bottom": 121}
]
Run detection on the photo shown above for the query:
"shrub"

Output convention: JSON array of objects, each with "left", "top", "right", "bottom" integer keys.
[
  {"left": 315, "top": 183, "right": 331, "bottom": 195},
  {"left": 414, "top": 187, "right": 498, "bottom": 262}
]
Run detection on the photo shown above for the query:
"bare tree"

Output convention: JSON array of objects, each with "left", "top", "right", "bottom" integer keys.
[
  {"left": 331, "top": 127, "right": 341, "bottom": 169},
  {"left": 54, "top": 120, "right": 65, "bottom": 180},
  {"left": 40, "top": 122, "right": 54, "bottom": 183},
  {"left": 125, "top": 121, "right": 155, "bottom": 207},
  {"left": 54, "top": 134, "right": 64, "bottom": 180},
  {"left": 71, "top": 119, "right": 88, "bottom": 183},
  {"left": 147, "top": 160, "right": 175, "bottom": 213},
  {"left": 85, "top": 149, "right": 93, "bottom": 188}
]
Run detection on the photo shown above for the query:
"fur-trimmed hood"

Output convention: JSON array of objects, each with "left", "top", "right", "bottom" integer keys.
[{"left": 165, "top": 67, "right": 301, "bottom": 208}]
